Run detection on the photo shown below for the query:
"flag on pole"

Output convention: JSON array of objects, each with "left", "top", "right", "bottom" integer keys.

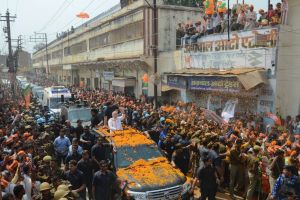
[{"left": 22, "top": 85, "right": 31, "bottom": 109}]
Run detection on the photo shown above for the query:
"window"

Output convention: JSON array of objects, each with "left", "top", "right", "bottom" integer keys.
[
  {"left": 64, "top": 47, "right": 71, "bottom": 56},
  {"left": 94, "top": 78, "right": 99, "bottom": 89},
  {"left": 70, "top": 41, "right": 87, "bottom": 55},
  {"left": 52, "top": 49, "right": 63, "bottom": 59},
  {"left": 89, "top": 20, "right": 143, "bottom": 50},
  {"left": 86, "top": 78, "right": 91, "bottom": 87}
]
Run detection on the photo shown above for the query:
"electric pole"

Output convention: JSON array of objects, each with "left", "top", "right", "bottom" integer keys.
[
  {"left": 13, "top": 35, "right": 23, "bottom": 72},
  {"left": 153, "top": 0, "right": 158, "bottom": 109},
  {"left": 1, "top": 10, "right": 16, "bottom": 96},
  {"left": 17, "top": 35, "right": 23, "bottom": 50},
  {"left": 30, "top": 32, "right": 49, "bottom": 77}
]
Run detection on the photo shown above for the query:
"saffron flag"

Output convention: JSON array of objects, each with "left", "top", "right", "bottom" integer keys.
[
  {"left": 22, "top": 85, "right": 31, "bottom": 109},
  {"left": 76, "top": 12, "right": 90, "bottom": 19}
]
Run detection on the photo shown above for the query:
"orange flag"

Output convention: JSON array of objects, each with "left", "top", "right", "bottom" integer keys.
[{"left": 76, "top": 12, "right": 90, "bottom": 19}]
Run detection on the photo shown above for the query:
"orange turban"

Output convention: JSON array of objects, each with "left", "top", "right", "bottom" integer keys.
[
  {"left": 17, "top": 150, "right": 26, "bottom": 156},
  {"left": 286, "top": 140, "right": 292, "bottom": 146},
  {"left": 271, "top": 141, "right": 277, "bottom": 146}
]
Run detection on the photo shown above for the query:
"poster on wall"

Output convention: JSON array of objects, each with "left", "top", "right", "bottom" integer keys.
[{"left": 257, "top": 81, "right": 276, "bottom": 114}]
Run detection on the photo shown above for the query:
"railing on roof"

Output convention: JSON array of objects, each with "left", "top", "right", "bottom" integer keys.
[
  {"left": 76, "top": 4, "right": 121, "bottom": 30},
  {"left": 162, "top": 0, "right": 204, "bottom": 8},
  {"left": 180, "top": 25, "right": 279, "bottom": 50}
]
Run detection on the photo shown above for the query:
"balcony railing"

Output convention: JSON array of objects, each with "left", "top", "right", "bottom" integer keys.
[{"left": 162, "top": 0, "right": 204, "bottom": 8}]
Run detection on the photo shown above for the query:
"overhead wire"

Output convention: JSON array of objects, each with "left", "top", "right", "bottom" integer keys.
[
  {"left": 71, "top": 0, "right": 119, "bottom": 28},
  {"left": 15, "top": 0, "right": 20, "bottom": 14},
  {"left": 58, "top": 0, "right": 99, "bottom": 33},
  {"left": 38, "top": 0, "right": 74, "bottom": 32}
]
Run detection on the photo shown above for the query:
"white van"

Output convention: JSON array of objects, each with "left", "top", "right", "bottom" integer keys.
[{"left": 42, "top": 86, "right": 71, "bottom": 114}]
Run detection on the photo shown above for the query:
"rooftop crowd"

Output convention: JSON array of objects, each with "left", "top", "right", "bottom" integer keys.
[
  {"left": 177, "top": 1, "right": 288, "bottom": 48},
  {"left": 0, "top": 80, "right": 300, "bottom": 200}
]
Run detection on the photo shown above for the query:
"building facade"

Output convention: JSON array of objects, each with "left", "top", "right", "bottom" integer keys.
[
  {"left": 32, "top": 0, "right": 202, "bottom": 97},
  {"left": 163, "top": 27, "right": 279, "bottom": 115}
]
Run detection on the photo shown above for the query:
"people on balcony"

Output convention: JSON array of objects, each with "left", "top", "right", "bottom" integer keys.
[
  {"left": 178, "top": 2, "right": 285, "bottom": 48},
  {"left": 176, "top": 23, "right": 185, "bottom": 48},
  {"left": 258, "top": 9, "right": 268, "bottom": 27},
  {"left": 244, "top": 5, "right": 257, "bottom": 30},
  {"left": 190, "top": 21, "right": 205, "bottom": 47}
]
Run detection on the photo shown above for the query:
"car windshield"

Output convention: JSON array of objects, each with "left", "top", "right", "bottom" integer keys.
[
  {"left": 68, "top": 109, "right": 91, "bottom": 122},
  {"left": 49, "top": 97, "right": 66, "bottom": 109},
  {"left": 116, "top": 144, "right": 162, "bottom": 168}
]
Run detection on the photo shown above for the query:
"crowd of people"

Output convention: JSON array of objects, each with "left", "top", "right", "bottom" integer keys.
[
  {"left": 177, "top": 1, "right": 288, "bottom": 48},
  {"left": 0, "top": 80, "right": 300, "bottom": 200}
]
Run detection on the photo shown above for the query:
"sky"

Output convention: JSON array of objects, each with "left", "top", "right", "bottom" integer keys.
[{"left": 0, "top": 0, "right": 280, "bottom": 54}]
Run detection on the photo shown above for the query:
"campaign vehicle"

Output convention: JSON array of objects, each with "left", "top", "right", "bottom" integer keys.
[
  {"left": 42, "top": 86, "right": 71, "bottom": 115},
  {"left": 60, "top": 103, "right": 92, "bottom": 127},
  {"left": 93, "top": 127, "right": 190, "bottom": 200}
]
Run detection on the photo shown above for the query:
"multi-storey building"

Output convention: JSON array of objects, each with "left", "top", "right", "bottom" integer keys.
[
  {"left": 163, "top": 26, "right": 279, "bottom": 115},
  {"left": 33, "top": 0, "right": 201, "bottom": 97}
]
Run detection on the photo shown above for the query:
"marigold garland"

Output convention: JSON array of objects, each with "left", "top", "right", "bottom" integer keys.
[{"left": 117, "top": 157, "right": 185, "bottom": 187}]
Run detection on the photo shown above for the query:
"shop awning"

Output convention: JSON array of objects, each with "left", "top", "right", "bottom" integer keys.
[
  {"left": 165, "top": 67, "right": 267, "bottom": 91},
  {"left": 161, "top": 85, "right": 181, "bottom": 92},
  {"left": 237, "top": 70, "right": 268, "bottom": 90}
]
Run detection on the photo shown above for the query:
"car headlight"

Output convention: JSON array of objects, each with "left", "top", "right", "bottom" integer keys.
[
  {"left": 182, "top": 180, "right": 192, "bottom": 195},
  {"left": 127, "top": 191, "right": 147, "bottom": 200}
]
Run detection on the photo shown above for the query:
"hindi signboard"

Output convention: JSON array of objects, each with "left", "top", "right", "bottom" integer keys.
[
  {"left": 188, "top": 76, "right": 240, "bottom": 92},
  {"left": 183, "top": 28, "right": 278, "bottom": 71}
]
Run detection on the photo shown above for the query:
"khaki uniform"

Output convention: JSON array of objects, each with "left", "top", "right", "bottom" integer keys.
[
  {"left": 246, "top": 154, "right": 259, "bottom": 200},
  {"left": 229, "top": 146, "right": 243, "bottom": 197}
]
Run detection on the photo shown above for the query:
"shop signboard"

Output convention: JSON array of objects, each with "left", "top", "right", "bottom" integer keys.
[
  {"left": 188, "top": 76, "right": 240, "bottom": 92},
  {"left": 167, "top": 76, "right": 187, "bottom": 89},
  {"left": 183, "top": 28, "right": 278, "bottom": 73},
  {"left": 103, "top": 71, "right": 114, "bottom": 81}
]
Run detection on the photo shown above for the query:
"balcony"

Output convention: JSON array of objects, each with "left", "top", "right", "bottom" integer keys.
[{"left": 178, "top": 26, "right": 279, "bottom": 71}]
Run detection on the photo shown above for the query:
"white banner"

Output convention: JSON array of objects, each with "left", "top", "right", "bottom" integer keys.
[
  {"left": 222, "top": 99, "right": 238, "bottom": 122},
  {"left": 183, "top": 28, "right": 278, "bottom": 71}
]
